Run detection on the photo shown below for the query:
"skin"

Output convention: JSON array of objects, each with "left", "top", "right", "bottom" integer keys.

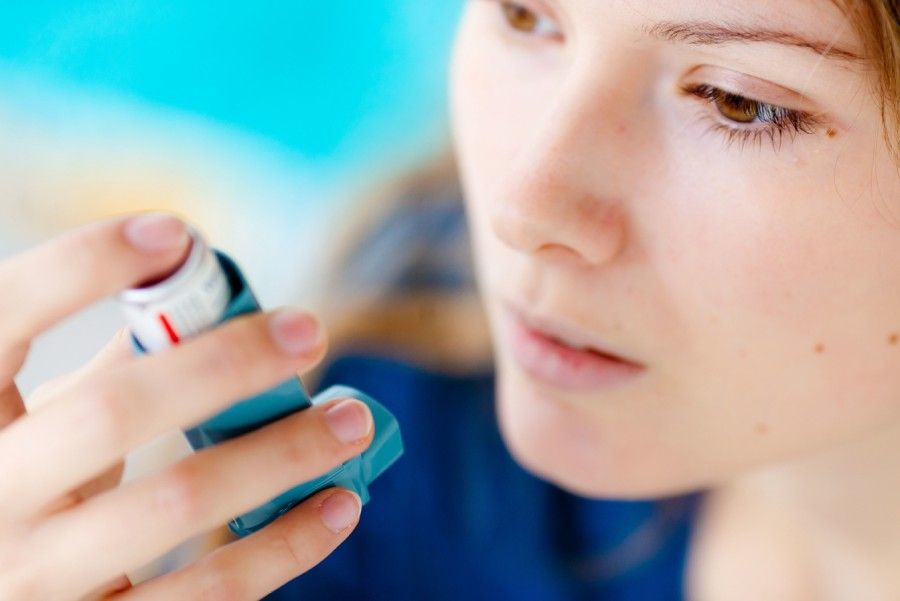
[
  {"left": 0, "top": 214, "right": 374, "bottom": 600},
  {"left": 450, "top": 0, "right": 900, "bottom": 597}
]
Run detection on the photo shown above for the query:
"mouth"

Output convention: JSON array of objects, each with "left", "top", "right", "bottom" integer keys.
[{"left": 501, "top": 300, "right": 646, "bottom": 392}]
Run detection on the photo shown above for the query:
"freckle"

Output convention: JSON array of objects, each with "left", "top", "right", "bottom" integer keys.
[
  {"left": 826, "top": 128, "right": 838, "bottom": 139},
  {"left": 755, "top": 423, "right": 768, "bottom": 435},
  {"left": 814, "top": 343, "right": 826, "bottom": 354},
  {"left": 889, "top": 333, "right": 899, "bottom": 346}
]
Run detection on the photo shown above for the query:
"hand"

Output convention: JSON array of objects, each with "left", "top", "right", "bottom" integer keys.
[{"left": 0, "top": 213, "right": 374, "bottom": 600}]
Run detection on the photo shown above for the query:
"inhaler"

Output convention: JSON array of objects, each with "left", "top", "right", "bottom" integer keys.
[{"left": 119, "top": 227, "right": 403, "bottom": 536}]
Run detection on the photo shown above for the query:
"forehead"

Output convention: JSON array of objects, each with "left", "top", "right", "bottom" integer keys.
[{"left": 573, "top": 0, "right": 864, "bottom": 54}]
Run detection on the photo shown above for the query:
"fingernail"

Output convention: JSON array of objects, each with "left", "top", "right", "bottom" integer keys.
[
  {"left": 124, "top": 213, "right": 189, "bottom": 253},
  {"left": 325, "top": 398, "right": 373, "bottom": 444},
  {"left": 269, "top": 309, "right": 321, "bottom": 356},
  {"left": 319, "top": 490, "right": 361, "bottom": 533}
]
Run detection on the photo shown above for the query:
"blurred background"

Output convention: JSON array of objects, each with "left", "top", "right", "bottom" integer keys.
[
  {"left": 1, "top": 1, "right": 463, "bottom": 577},
  {"left": 0, "top": 0, "right": 463, "bottom": 394}
]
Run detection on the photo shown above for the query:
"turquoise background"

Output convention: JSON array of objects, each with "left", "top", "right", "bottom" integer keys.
[{"left": 0, "top": 1, "right": 463, "bottom": 181}]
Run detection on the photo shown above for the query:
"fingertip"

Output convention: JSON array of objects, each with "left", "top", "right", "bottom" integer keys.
[
  {"left": 324, "top": 398, "right": 374, "bottom": 445},
  {"left": 318, "top": 489, "right": 362, "bottom": 534},
  {"left": 123, "top": 213, "right": 190, "bottom": 255},
  {"left": 269, "top": 309, "right": 326, "bottom": 358}
]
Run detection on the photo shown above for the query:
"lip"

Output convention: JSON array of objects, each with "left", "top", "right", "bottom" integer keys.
[{"left": 501, "top": 301, "right": 646, "bottom": 392}]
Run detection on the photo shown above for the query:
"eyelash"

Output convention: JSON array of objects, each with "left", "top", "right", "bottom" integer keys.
[
  {"left": 490, "top": 0, "right": 824, "bottom": 151},
  {"left": 683, "top": 83, "right": 822, "bottom": 151}
]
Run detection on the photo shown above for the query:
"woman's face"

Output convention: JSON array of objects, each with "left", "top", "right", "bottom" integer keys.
[{"left": 450, "top": 0, "right": 900, "bottom": 497}]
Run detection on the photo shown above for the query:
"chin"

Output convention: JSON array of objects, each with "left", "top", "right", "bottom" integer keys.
[{"left": 494, "top": 369, "right": 707, "bottom": 500}]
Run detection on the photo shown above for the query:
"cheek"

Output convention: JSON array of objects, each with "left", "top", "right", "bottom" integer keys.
[
  {"left": 450, "top": 16, "right": 560, "bottom": 205},
  {"left": 638, "top": 111, "right": 895, "bottom": 370},
  {"left": 643, "top": 152, "right": 900, "bottom": 469},
  {"left": 450, "top": 23, "right": 542, "bottom": 292}
]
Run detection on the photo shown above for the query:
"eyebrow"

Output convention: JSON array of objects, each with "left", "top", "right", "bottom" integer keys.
[{"left": 644, "top": 21, "right": 866, "bottom": 63}]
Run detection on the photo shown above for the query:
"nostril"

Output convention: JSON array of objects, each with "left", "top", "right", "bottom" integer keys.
[{"left": 535, "top": 243, "right": 584, "bottom": 260}]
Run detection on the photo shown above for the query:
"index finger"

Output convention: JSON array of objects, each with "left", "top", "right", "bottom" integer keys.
[{"left": 0, "top": 213, "right": 191, "bottom": 354}]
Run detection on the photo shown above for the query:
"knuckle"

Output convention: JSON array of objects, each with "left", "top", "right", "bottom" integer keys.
[
  {"left": 279, "top": 419, "right": 313, "bottom": 468},
  {"left": 79, "top": 378, "right": 132, "bottom": 452},
  {"left": 203, "top": 315, "right": 289, "bottom": 382},
  {"left": 153, "top": 463, "right": 207, "bottom": 525},
  {"left": 204, "top": 325, "right": 259, "bottom": 377},
  {"left": 273, "top": 531, "right": 318, "bottom": 572},
  {"left": 281, "top": 414, "right": 341, "bottom": 470}
]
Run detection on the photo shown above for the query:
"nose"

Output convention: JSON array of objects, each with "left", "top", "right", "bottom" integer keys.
[
  {"left": 491, "top": 174, "right": 627, "bottom": 265},
  {"left": 490, "top": 77, "right": 630, "bottom": 267}
]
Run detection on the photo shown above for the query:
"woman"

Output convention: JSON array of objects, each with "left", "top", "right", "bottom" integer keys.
[{"left": 1, "top": 0, "right": 898, "bottom": 599}]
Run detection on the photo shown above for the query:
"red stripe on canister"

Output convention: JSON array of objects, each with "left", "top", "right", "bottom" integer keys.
[{"left": 159, "top": 313, "right": 181, "bottom": 344}]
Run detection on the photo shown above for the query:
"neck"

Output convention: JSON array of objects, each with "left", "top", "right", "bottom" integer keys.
[
  {"left": 746, "top": 422, "right": 900, "bottom": 554},
  {"left": 691, "top": 423, "right": 900, "bottom": 600}
]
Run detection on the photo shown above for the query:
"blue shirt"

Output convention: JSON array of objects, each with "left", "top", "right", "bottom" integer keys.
[{"left": 268, "top": 352, "right": 702, "bottom": 600}]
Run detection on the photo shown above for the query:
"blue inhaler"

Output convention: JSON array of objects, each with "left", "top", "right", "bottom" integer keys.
[{"left": 118, "top": 228, "right": 403, "bottom": 536}]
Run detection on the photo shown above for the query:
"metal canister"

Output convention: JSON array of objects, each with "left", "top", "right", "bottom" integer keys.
[{"left": 119, "top": 227, "right": 231, "bottom": 353}]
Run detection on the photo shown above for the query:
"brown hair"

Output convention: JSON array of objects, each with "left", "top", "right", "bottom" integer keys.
[
  {"left": 311, "top": 147, "right": 492, "bottom": 385},
  {"left": 839, "top": 0, "right": 899, "bottom": 158}
]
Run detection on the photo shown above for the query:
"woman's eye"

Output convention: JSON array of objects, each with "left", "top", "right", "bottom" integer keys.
[
  {"left": 709, "top": 89, "right": 760, "bottom": 124},
  {"left": 683, "top": 83, "right": 822, "bottom": 150},
  {"left": 498, "top": 1, "right": 561, "bottom": 38},
  {"left": 502, "top": 2, "right": 538, "bottom": 32},
  {"left": 687, "top": 84, "right": 811, "bottom": 129}
]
